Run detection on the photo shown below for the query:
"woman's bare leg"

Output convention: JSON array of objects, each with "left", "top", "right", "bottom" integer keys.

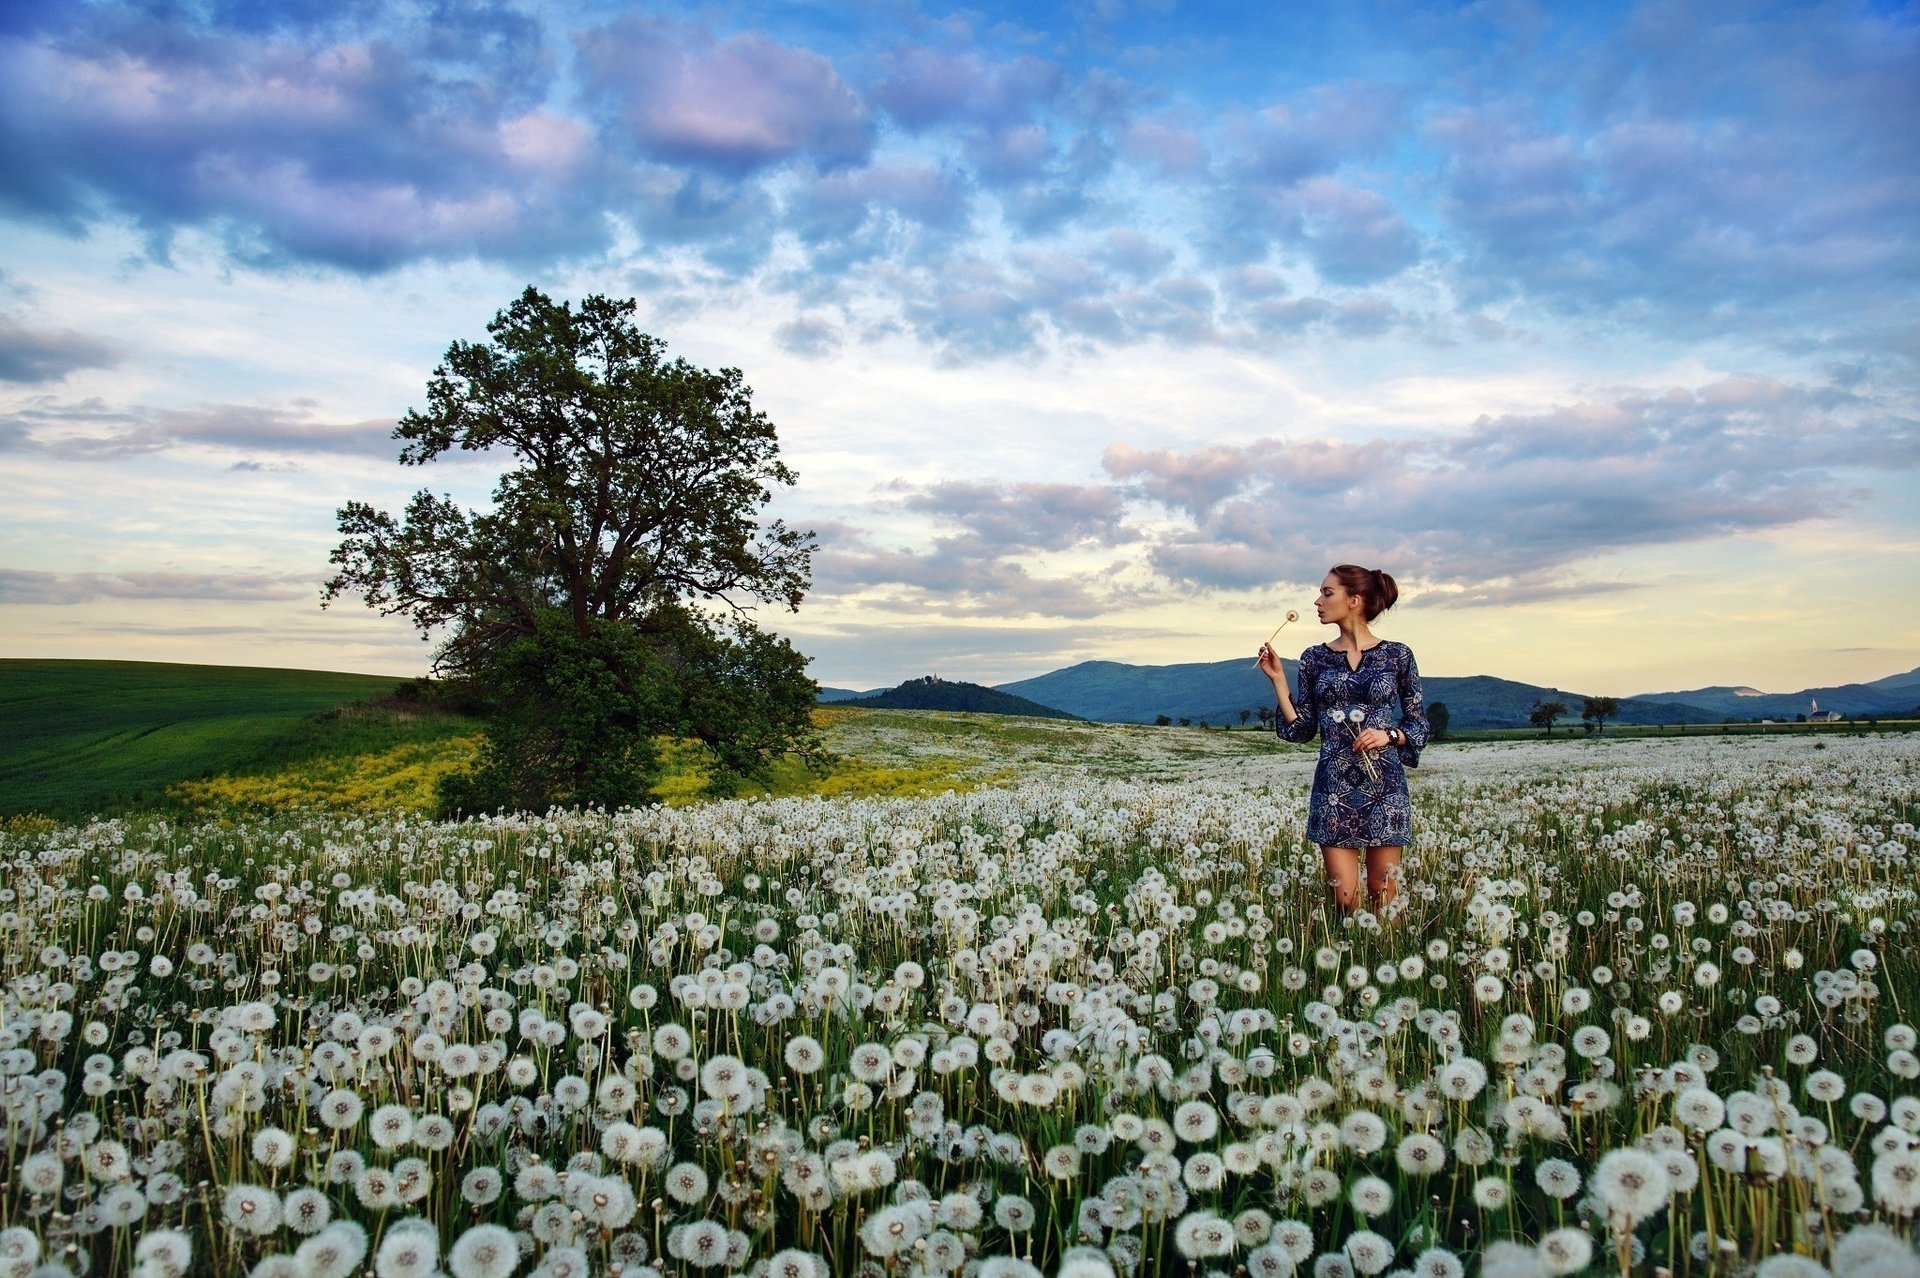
[
  {"left": 1365, "top": 846, "right": 1403, "bottom": 912},
  {"left": 1321, "top": 845, "right": 1363, "bottom": 912}
]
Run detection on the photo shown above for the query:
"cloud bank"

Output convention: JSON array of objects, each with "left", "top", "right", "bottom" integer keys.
[
  {"left": 0, "top": 2, "right": 1906, "bottom": 362},
  {"left": 811, "top": 373, "right": 1918, "bottom": 616}
]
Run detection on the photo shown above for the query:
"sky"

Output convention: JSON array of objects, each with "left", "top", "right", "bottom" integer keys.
[{"left": 1, "top": 0, "right": 1916, "bottom": 698}]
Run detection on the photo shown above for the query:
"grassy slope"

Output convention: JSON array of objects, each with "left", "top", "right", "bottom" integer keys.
[{"left": 0, "top": 659, "right": 419, "bottom": 817}]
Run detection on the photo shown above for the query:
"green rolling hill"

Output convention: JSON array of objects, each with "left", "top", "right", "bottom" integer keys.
[{"left": 0, "top": 659, "right": 423, "bottom": 818}]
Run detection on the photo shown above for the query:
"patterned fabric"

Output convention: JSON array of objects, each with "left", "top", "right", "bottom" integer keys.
[{"left": 1275, "top": 640, "right": 1428, "bottom": 848}]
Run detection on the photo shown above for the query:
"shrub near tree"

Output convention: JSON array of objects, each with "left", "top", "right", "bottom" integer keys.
[{"left": 324, "top": 287, "right": 822, "bottom": 813}]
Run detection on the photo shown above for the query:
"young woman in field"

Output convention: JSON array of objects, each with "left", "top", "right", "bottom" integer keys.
[{"left": 1256, "top": 565, "right": 1428, "bottom": 916}]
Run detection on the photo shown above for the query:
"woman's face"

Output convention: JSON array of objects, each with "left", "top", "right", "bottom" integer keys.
[{"left": 1316, "top": 572, "right": 1364, "bottom": 624}]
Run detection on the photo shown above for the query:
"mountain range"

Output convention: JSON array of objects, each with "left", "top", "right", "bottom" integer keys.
[{"left": 821, "top": 660, "right": 1920, "bottom": 729}]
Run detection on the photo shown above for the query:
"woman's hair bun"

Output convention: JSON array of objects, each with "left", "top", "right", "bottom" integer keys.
[
  {"left": 1332, "top": 563, "right": 1397, "bottom": 620},
  {"left": 1371, "top": 569, "right": 1398, "bottom": 616}
]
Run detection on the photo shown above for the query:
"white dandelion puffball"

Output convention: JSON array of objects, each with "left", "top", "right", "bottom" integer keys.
[
  {"left": 373, "top": 1221, "right": 439, "bottom": 1278},
  {"left": 1537, "top": 1227, "right": 1594, "bottom": 1276},
  {"left": 766, "top": 1249, "right": 828, "bottom": 1278},
  {"left": 1349, "top": 1175, "right": 1393, "bottom": 1217},
  {"left": 1871, "top": 1146, "right": 1920, "bottom": 1214},
  {"left": 132, "top": 1230, "right": 190, "bottom": 1277},
  {"left": 368, "top": 1103, "right": 413, "bottom": 1150},
  {"left": 1591, "top": 1147, "right": 1672, "bottom": 1224},
  {"left": 1173, "top": 1100, "right": 1220, "bottom": 1143},
  {"left": 251, "top": 1125, "right": 296, "bottom": 1168},
  {"left": 447, "top": 1224, "right": 519, "bottom": 1278},
  {"left": 1414, "top": 1246, "right": 1465, "bottom": 1278},
  {"left": 297, "top": 1222, "right": 369, "bottom": 1278},
  {"left": 1171, "top": 1210, "right": 1236, "bottom": 1260},
  {"left": 1344, "top": 1228, "right": 1395, "bottom": 1275},
  {"left": 222, "top": 1183, "right": 282, "bottom": 1236},
  {"left": 785, "top": 1035, "right": 826, "bottom": 1074},
  {"left": 1533, "top": 1157, "right": 1582, "bottom": 1200}
]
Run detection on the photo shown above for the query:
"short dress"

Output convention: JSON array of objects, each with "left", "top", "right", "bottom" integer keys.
[{"left": 1275, "top": 640, "right": 1429, "bottom": 848}]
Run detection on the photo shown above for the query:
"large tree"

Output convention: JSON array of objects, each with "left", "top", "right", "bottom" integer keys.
[
  {"left": 324, "top": 287, "right": 821, "bottom": 811},
  {"left": 1530, "top": 698, "right": 1567, "bottom": 735}
]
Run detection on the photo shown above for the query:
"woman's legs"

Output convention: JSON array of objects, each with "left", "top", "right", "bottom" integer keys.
[
  {"left": 1320, "top": 845, "right": 1363, "bottom": 912},
  {"left": 1365, "top": 846, "right": 1402, "bottom": 911},
  {"left": 1321, "top": 844, "right": 1403, "bottom": 914}
]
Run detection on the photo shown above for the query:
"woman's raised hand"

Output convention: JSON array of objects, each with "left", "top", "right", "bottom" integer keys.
[{"left": 1255, "top": 643, "right": 1283, "bottom": 679}]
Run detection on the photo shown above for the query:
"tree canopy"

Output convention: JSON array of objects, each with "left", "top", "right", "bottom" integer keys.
[
  {"left": 1582, "top": 695, "right": 1620, "bottom": 735},
  {"left": 324, "top": 287, "right": 821, "bottom": 811}
]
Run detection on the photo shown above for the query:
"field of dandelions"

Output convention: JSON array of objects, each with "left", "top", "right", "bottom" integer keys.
[{"left": 2, "top": 727, "right": 1918, "bottom": 1278}]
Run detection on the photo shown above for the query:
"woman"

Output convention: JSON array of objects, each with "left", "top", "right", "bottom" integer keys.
[{"left": 1256, "top": 565, "right": 1427, "bottom": 916}]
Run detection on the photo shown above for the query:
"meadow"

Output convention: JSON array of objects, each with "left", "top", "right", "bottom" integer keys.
[
  {"left": 1, "top": 725, "right": 1916, "bottom": 1278},
  {"left": 0, "top": 661, "right": 431, "bottom": 820}
]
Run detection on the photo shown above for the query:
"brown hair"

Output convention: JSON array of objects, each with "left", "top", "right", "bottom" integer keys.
[{"left": 1330, "top": 564, "right": 1399, "bottom": 621}]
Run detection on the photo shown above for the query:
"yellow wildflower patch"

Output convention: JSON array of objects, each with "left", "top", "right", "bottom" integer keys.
[
  {"left": 652, "top": 733, "right": 981, "bottom": 804},
  {"left": 169, "top": 735, "right": 483, "bottom": 812}
]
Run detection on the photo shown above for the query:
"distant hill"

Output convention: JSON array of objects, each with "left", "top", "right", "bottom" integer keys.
[
  {"left": 1419, "top": 675, "right": 1712, "bottom": 729},
  {"left": 818, "top": 686, "right": 883, "bottom": 702},
  {"left": 997, "top": 659, "right": 1715, "bottom": 729},
  {"left": 822, "top": 657, "right": 1920, "bottom": 729},
  {"left": 843, "top": 677, "right": 1080, "bottom": 719},
  {"left": 1644, "top": 667, "right": 1920, "bottom": 719},
  {"left": 1000, "top": 658, "right": 1295, "bottom": 727}
]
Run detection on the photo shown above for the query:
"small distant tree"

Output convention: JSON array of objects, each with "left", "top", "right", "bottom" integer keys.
[
  {"left": 1427, "top": 701, "right": 1450, "bottom": 742},
  {"left": 1530, "top": 699, "right": 1567, "bottom": 735},
  {"left": 1795, "top": 713, "right": 1807, "bottom": 723},
  {"left": 1154, "top": 713, "right": 1172, "bottom": 727},
  {"left": 1198, "top": 718, "right": 1210, "bottom": 730},
  {"left": 1582, "top": 696, "right": 1619, "bottom": 736},
  {"left": 1239, "top": 707, "right": 1252, "bottom": 727},
  {"left": 1257, "top": 705, "right": 1274, "bottom": 729},
  {"left": 1179, "top": 717, "right": 1191, "bottom": 727}
]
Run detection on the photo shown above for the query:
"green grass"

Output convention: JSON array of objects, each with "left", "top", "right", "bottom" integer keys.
[{"left": 0, "top": 658, "right": 437, "bottom": 818}]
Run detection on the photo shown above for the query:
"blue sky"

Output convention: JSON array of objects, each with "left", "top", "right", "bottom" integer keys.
[{"left": 1, "top": 0, "right": 1916, "bottom": 695}]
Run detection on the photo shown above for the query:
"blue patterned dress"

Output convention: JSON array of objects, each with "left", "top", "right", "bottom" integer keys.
[{"left": 1275, "top": 640, "right": 1428, "bottom": 848}]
